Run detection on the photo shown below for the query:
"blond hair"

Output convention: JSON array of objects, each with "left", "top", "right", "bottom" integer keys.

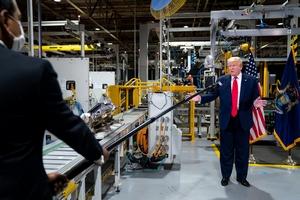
[{"left": 227, "top": 57, "right": 243, "bottom": 67}]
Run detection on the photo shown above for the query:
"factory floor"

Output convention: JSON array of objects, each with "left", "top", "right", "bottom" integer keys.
[{"left": 102, "top": 132, "right": 300, "bottom": 200}]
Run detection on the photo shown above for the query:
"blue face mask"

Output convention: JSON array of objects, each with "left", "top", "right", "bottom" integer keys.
[{"left": 8, "top": 16, "right": 25, "bottom": 51}]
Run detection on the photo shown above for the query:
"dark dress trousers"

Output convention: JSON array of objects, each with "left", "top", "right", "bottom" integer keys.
[
  {"left": 0, "top": 44, "right": 103, "bottom": 200},
  {"left": 201, "top": 74, "right": 259, "bottom": 179}
]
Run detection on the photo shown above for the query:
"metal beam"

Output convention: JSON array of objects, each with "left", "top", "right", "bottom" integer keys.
[
  {"left": 239, "top": 3, "right": 300, "bottom": 11},
  {"left": 196, "top": 57, "right": 300, "bottom": 63},
  {"left": 167, "top": 27, "right": 210, "bottom": 32},
  {"left": 220, "top": 28, "right": 300, "bottom": 37},
  {"left": 64, "top": 22, "right": 105, "bottom": 43},
  {"left": 44, "top": 38, "right": 81, "bottom": 43},
  {"left": 241, "top": 57, "right": 300, "bottom": 62},
  {"left": 169, "top": 12, "right": 210, "bottom": 19},
  {"left": 41, "top": 32, "right": 70, "bottom": 36},
  {"left": 22, "top": 20, "right": 79, "bottom": 27},
  {"left": 27, "top": 0, "right": 34, "bottom": 56},
  {"left": 164, "top": 41, "right": 227, "bottom": 46},
  {"left": 169, "top": 36, "right": 210, "bottom": 41},
  {"left": 211, "top": 7, "right": 300, "bottom": 20}
]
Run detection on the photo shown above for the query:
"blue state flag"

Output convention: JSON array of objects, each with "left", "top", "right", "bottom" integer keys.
[{"left": 274, "top": 51, "right": 300, "bottom": 150}]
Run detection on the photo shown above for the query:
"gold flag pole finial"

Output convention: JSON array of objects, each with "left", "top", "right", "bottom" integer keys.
[{"left": 290, "top": 45, "right": 297, "bottom": 65}]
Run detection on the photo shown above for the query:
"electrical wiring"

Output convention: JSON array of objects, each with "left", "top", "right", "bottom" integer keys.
[
  {"left": 169, "top": 47, "right": 181, "bottom": 60},
  {"left": 132, "top": 127, "right": 148, "bottom": 155},
  {"left": 124, "top": 151, "right": 164, "bottom": 173},
  {"left": 130, "top": 119, "right": 162, "bottom": 157},
  {"left": 158, "top": 117, "right": 169, "bottom": 157},
  {"left": 125, "top": 117, "right": 169, "bottom": 169},
  {"left": 148, "top": 92, "right": 167, "bottom": 110},
  {"left": 197, "top": 66, "right": 205, "bottom": 88},
  {"left": 74, "top": 101, "right": 83, "bottom": 116},
  {"left": 150, "top": 118, "right": 165, "bottom": 159},
  {"left": 222, "top": 37, "right": 232, "bottom": 52}
]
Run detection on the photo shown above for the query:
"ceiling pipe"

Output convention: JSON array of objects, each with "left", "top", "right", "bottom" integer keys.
[
  {"left": 192, "top": 0, "right": 201, "bottom": 28},
  {"left": 65, "top": 0, "right": 132, "bottom": 52}
]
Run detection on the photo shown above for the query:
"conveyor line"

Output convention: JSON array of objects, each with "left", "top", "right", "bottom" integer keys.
[
  {"left": 61, "top": 84, "right": 218, "bottom": 180},
  {"left": 42, "top": 108, "right": 147, "bottom": 175}
]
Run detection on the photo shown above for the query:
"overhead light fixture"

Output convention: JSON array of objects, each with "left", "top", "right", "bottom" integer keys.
[
  {"left": 278, "top": 22, "right": 283, "bottom": 26},
  {"left": 260, "top": 44, "right": 268, "bottom": 49},
  {"left": 180, "top": 46, "right": 194, "bottom": 49},
  {"left": 95, "top": 28, "right": 100, "bottom": 31},
  {"left": 54, "top": 0, "right": 61, "bottom": 2},
  {"left": 107, "top": 43, "right": 113, "bottom": 45},
  {"left": 184, "top": 25, "right": 188, "bottom": 28}
]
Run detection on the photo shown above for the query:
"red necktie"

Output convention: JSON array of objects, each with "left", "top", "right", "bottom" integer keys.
[{"left": 231, "top": 77, "right": 238, "bottom": 117}]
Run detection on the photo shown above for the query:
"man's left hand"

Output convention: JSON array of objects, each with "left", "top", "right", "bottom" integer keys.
[
  {"left": 253, "top": 97, "right": 267, "bottom": 108},
  {"left": 47, "top": 172, "right": 69, "bottom": 195}
]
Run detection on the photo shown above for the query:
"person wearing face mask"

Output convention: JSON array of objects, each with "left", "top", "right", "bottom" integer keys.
[
  {"left": 6, "top": 13, "right": 25, "bottom": 51},
  {"left": 0, "top": 1, "right": 110, "bottom": 199}
]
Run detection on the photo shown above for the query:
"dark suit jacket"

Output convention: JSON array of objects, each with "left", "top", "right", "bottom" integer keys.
[
  {"left": 0, "top": 45, "right": 103, "bottom": 200},
  {"left": 201, "top": 74, "right": 259, "bottom": 131}
]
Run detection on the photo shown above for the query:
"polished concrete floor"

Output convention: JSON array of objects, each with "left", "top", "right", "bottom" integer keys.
[{"left": 103, "top": 133, "right": 300, "bottom": 200}]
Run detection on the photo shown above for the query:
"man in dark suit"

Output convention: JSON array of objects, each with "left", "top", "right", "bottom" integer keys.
[
  {"left": 0, "top": 0, "right": 110, "bottom": 199},
  {"left": 191, "top": 57, "right": 267, "bottom": 187}
]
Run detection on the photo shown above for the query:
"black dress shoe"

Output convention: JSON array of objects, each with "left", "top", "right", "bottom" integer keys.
[
  {"left": 237, "top": 178, "right": 250, "bottom": 187},
  {"left": 221, "top": 178, "right": 229, "bottom": 186}
]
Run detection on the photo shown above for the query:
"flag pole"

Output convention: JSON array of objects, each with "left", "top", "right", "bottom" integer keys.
[
  {"left": 248, "top": 46, "right": 257, "bottom": 164},
  {"left": 249, "top": 144, "right": 257, "bottom": 164},
  {"left": 290, "top": 45, "right": 297, "bottom": 65},
  {"left": 284, "top": 149, "right": 297, "bottom": 166},
  {"left": 282, "top": 46, "right": 298, "bottom": 166}
]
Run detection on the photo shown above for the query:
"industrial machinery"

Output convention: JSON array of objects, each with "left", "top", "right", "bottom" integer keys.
[
  {"left": 44, "top": 58, "right": 90, "bottom": 144},
  {"left": 147, "top": 91, "right": 182, "bottom": 169},
  {"left": 89, "top": 71, "right": 115, "bottom": 108},
  {"left": 43, "top": 108, "right": 147, "bottom": 200},
  {"left": 121, "top": 84, "right": 221, "bottom": 170},
  {"left": 81, "top": 95, "right": 117, "bottom": 134},
  {"left": 42, "top": 82, "right": 220, "bottom": 200}
]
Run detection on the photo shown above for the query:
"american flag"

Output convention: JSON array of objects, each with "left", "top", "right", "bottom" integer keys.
[{"left": 245, "top": 53, "right": 267, "bottom": 143}]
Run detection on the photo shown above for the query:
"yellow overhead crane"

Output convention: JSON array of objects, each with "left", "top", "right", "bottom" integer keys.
[{"left": 24, "top": 44, "right": 99, "bottom": 51}]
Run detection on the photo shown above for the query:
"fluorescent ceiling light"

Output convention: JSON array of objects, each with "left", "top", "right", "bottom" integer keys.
[
  {"left": 179, "top": 46, "right": 194, "bottom": 49},
  {"left": 107, "top": 43, "right": 113, "bottom": 45},
  {"left": 261, "top": 44, "right": 268, "bottom": 49},
  {"left": 278, "top": 22, "right": 283, "bottom": 25},
  {"left": 54, "top": 0, "right": 61, "bottom": 2},
  {"left": 95, "top": 28, "right": 100, "bottom": 30}
]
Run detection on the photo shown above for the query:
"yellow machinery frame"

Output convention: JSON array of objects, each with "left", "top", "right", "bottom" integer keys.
[{"left": 107, "top": 78, "right": 196, "bottom": 142}]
